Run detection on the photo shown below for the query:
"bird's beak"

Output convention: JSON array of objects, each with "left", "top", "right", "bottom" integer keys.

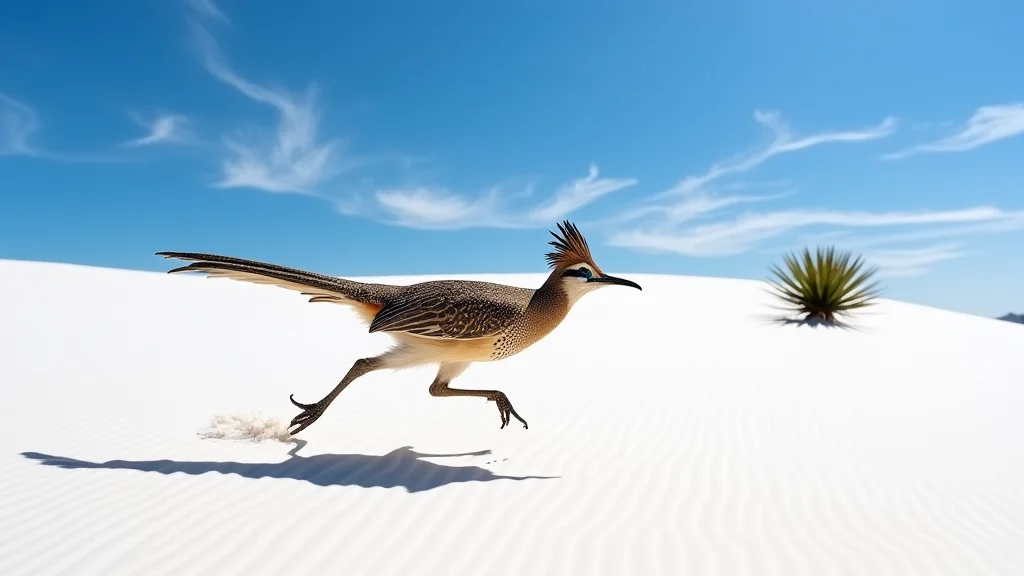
[{"left": 588, "top": 274, "right": 642, "bottom": 290}]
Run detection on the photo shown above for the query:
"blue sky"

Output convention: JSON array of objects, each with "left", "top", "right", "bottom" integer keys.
[{"left": 2, "top": 0, "right": 1023, "bottom": 317}]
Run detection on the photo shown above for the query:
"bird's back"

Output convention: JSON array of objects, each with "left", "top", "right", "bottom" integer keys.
[{"left": 369, "top": 279, "right": 535, "bottom": 340}]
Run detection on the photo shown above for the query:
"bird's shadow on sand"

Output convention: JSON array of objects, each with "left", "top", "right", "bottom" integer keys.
[{"left": 21, "top": 440, "right": 558, "bottom": 493}]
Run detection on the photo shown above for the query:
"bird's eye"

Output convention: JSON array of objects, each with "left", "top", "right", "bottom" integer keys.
[{"left": 578, "top": 267, "right": 592, "bottom": 279}]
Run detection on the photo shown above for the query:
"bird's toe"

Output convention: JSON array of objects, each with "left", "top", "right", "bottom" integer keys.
[{"left": 289, "top": 394, "right": 318, "bottom": 411}]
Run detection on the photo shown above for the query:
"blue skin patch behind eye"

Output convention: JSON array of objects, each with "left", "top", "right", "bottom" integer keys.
[{"left": 562, "top": 266, "right": 594, "bottom": 280}]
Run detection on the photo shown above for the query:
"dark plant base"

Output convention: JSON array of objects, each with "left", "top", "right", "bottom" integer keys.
[
  {"left": 774, "top": 315, "right": 846, "bottom": 329},
  {"left": 770, "top": 309, "right": 856, "bottom": 327}
]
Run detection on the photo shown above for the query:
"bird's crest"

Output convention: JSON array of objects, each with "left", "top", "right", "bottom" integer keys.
[{"left": 545, "top": 220, "right": 595, "bottom": 269}]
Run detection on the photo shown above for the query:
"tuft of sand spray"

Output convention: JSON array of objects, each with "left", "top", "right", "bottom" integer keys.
[{"left": 198, "top": 411, "right": 293, "bottom": 443}]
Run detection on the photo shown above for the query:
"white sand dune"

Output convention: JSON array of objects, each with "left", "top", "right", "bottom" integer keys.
[{"left": 2, "top": 258, "right": 1023, "bottom": 575}]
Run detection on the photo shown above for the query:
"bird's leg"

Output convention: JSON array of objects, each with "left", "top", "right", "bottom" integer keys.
[
  {"left": 429, "top": 378, "right": 529, "bottom": 430},
  {"left": 288, "top": 357, "right": 382, "bottom": 435}
]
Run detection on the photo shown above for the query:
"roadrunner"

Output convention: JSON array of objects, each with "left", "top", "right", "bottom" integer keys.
[{"left": 156, "top": 220, "right": 641, "bottom": 435}]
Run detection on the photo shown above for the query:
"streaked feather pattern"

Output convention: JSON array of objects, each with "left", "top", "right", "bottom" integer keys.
[{"left": 369, "top": 280, "right": 532, "bottom": 339}]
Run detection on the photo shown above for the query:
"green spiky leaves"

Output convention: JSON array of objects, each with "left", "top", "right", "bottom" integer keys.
[{"left": 767, "top": 246, "right": 881, "bottom": 326}]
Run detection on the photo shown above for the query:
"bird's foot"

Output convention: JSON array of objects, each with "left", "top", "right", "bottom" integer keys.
[
  {"left": 288, "top": 394, "right": 328, "bottom": 436},
  {"left": 487, "top": 391, "right": 528, "bottom": 429}
]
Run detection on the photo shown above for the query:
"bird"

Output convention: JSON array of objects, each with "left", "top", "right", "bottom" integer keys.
[{"left": 155, "top": 220, "right": 641, "bottom": 436}]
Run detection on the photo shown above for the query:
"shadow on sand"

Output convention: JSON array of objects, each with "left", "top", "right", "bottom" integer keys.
[
  {"left": 21, "top": 440, "right": 558, "bottom": 493},
  {"left": 750, "top": 308, "right": 871, "bottom": 332}
]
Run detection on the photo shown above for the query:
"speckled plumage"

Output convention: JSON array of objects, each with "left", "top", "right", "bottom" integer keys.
[
  {"left": 156, "top": 220, "right": 640, "bottom": 435},
  {"left": 369, "top": 280, "right": 533, "bottom": 341}
]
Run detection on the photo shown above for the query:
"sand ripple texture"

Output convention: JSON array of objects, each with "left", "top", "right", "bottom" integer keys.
[{"left": 2, "top": 260, "right": 1023, "bottom": 575}]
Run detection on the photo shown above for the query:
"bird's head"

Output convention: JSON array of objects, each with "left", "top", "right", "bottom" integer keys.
[{"left": 544, "top": 220, "right": 641, "bottom": 304}]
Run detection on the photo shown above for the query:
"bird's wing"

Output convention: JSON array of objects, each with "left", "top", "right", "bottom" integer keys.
[{"left": 368, "top": 281, "right": 527, "bottom": 339}]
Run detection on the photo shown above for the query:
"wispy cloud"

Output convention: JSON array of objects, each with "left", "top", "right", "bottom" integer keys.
[
  {"left": 606, "top": 112, "right": 896, "bottom": 232},
  {"left": 528, "top": 163, "right": 637, "bottom": 221},
  {"left": 863, "top": 243, "right": 968, "bottom": 277},
  {"left": 187, "top": 0, "right": 627, "bottom": 224},
  {"left": 372, "top": 164, "right": 637, "bottom": 229},
  {"left": 607, "top": 185, "right": 794, "bottom": 227},
  {"left": 1, "top": 92, "right": 42, "bottom": 157},
  {"left": 609, "top": 206, "right": 1012, "bottom": 257},
  {"left": 187, "top": 0, "right": 230, "bottom": 25},
  {"left": 124, "top": 112, "right": 192, "bottom": 147},
  {"left": 375, "top": 186, "right": 518, "bottom": 230},
  {"left": 885, "top": 103, "right": 1024, "bottom": 160},
  {"left": 660, "top": 110, "right": 896, "bottom": 198},
  {"left": 842, "top": 211, "right": 1024, "bottom": 249},
  {"left": 607, "top": 111, "right": 901, "bottom": 254},
  {"left": 599, "top": 108, "right": 1024, "bottom": 277},
  {"left": 187, "top": 13, "right": 354, "bottom": 195},
  {"left": 1, "top": 91, "right": 126, "bottom": 163}
]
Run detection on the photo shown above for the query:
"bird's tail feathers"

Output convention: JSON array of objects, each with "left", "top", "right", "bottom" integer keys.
[{"left": 155, "top": 252, "right": 395, "bottom": 320}]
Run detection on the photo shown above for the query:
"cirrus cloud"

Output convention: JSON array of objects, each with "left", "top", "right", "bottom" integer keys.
[{"left": 884, "top": 103, "right": 1024, "bottom": 159}]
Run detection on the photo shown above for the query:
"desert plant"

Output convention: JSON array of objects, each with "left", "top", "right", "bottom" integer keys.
[{"left": 767, "top": 246, "right": 881, "bottom": 326}]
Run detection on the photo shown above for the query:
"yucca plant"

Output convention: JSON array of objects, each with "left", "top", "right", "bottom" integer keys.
[{"left": 767, "top": 246, "right": 881, "bottom": 326}]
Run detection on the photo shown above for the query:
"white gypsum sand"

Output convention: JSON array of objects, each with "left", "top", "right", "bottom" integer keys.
[{"left": 1, "top": 258, "right": 1022, "bottom": 575}]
